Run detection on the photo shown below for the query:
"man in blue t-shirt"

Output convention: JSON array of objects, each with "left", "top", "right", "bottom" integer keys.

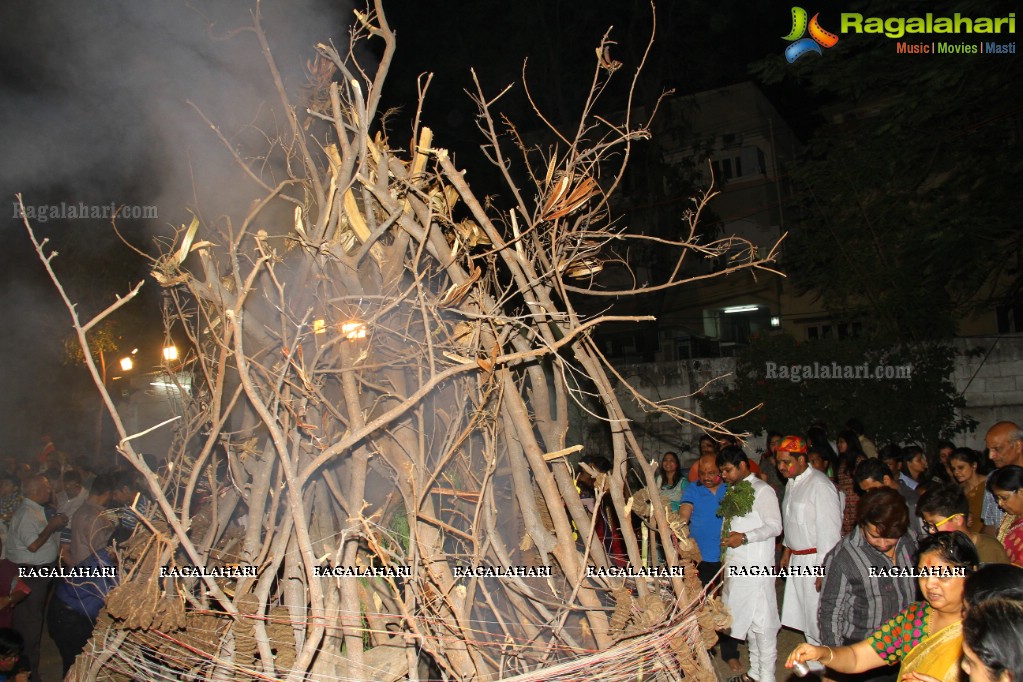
[
  {"left": 677, "top": 453, "right": 727, "bottom": 583},
  {"left": 677, "top": 453, "right": 741, "bottom": 674}
]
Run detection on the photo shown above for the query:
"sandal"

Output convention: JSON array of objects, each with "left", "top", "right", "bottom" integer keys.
[{"left": 727, "top": 675, "right": 757, "bottom": 682}]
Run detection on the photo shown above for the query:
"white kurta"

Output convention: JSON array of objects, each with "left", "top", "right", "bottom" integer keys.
[
  {"left": 780, "top": 466, "right": 842, "bottom": 641},
  {"left": 722, "top": 474, "right": 783, "bottom": 682}
]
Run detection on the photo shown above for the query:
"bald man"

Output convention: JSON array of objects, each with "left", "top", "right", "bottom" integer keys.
[
  {"left": 6, "top": 474, "right": 67, "bottom": 682},
  {"left": 982, "top": 421, "right": 1023, "bottom": 536}
]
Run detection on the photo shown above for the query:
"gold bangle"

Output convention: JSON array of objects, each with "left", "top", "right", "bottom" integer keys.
[{"left": 823, "top": 646, "right": 834, "bottom": 664}]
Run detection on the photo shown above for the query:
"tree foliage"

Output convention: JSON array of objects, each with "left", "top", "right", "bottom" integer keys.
[{"left": 751, "top": 0, "right": 1023, "bottom": 341}]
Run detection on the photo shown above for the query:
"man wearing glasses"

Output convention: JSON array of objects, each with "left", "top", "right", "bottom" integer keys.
[{"left": 917, "top": 483, "right": 1008, "bottom": 564}]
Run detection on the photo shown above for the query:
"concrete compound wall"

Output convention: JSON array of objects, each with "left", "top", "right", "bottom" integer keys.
[{"left": 571, "top": 335, "right": 1023, "bottom": 465}]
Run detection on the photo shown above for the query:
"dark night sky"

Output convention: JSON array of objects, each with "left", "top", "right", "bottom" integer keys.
[{"left": 0, "top": 0, "right": 1017, "bottom": 457}]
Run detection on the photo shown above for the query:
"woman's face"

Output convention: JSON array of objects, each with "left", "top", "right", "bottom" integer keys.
[
  {"left": 991, "top": 487, "right": 1023, "bottom": 516},
  {"left": 960, "top": 642, "right": 999, "bottom": 682},
  {"left": 950, "top": 458, "right": 977, "bottom": 484},
  {"left": 918, "top": 551, "right": 967, "bottom": 615},
  {"left": 768, "top": 435, "right": 782, "bottom": 455},
  {"left": 660, "top": 453, "right": 679, "bottom": 473},
  {"left": 836, "top": 437, "right": 848, "bottom": 454}
]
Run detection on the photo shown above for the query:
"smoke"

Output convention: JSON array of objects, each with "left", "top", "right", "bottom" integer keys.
[{"left": 0, "top": 0, "right": 352, "bottom": 456}]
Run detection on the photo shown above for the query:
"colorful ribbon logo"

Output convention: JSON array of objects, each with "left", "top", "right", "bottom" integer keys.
[{"left": 783, "top": 7, "right": 839, "bottom": 63}]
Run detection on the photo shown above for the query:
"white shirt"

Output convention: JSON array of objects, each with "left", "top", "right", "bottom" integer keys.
[
  {"left": 4, "top": 498, "right": 60, "bottom": 565},
  {"left": 724, "top": 474, "right": 783, "bottom": 569},
  {"left": 58, "top": 487, "right": 88, "bottom": 519},
  {"left": 782, "top": 466, "right": 842, "bottom": 556},
  {"left": 899, "top": 472, "right": 919, "bottom": 491}
]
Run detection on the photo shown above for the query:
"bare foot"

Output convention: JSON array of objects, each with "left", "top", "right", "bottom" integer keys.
[{"left": 727, "top": 658, "right": 744, "bottom": 674}]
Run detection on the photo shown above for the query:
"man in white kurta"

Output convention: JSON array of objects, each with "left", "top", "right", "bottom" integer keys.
[
  {"left": 775, "top": 436, "right": 842, "bottom": 663},
  {"left": 718, "top": 446, "right": 783, "bottom": 682}
]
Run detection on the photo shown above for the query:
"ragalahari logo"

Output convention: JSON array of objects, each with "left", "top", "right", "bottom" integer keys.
[{"left": 783, "top": 7, "right": 839, "bottom": 62}]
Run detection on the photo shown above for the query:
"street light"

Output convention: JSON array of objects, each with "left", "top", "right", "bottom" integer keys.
[
  {"left": 119, "top": 356, "right": 134, "bottom": 371},
  {"left": 163, "top": 345, "right": 178, "bottom": 361}
]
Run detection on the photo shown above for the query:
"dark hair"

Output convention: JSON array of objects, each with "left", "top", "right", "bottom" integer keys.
[
  {"left": 948, "top": 447, "right": 981, "bottom": 468},
  {"left": 0, "top": 627, "right": 24, "bottom": 657},
  {"left": 62, "top": 469, "right": 82, "bottom": 485},
  {"left": 963, "top": 598, "right": 1023, "bottom": 682},
  {"left": 854, "top": 458, "right": 892, "bottom": 486},
  {"left": 698, "top": 435, "right": 719, "bottom": 452},
  {"left": 806, "top": 426, "right": 838, "bottom": 465},
  {"left": 111, "top": 471, "right": 138, "bottom": 493},
  {"left": 580, "top": 454, "right": 612, "bottom": 474},
  {"left": 0, "top": 474, "right": 18, "bottom": 490},
  {"left": 916, "top": 483, "right": 969, "bottom": 519},
  {"left": 964, "top": 564, "right": 1023, "bottom": 607},
  {"left": 856, "top": 488, "right": 909, "bottom": 538},
  {"left": 879, "top": 443, "right": 902, "bottom": 462},
  {"left": 987, "top": 465, "right": 1023, "bottom": 494},
  {"left": 836, "top": 429, "right": 866, "bottom": 475},
  {"left": 716, "top": 445, "right": 748, "bottom": 469},
  {"left": 936, "top": 439, "right": 956, "bottom": 452},
  {"left": 43, "top": 466, "right": 62, "bottom": 482},
  {"left": 900, "top": 444, "right": 925, "bottom": 464},
  {"left": 846, "top": 418, "right": 866, "bottom": 436},
  {"left": 766, "top": 431, "right": 782, "bottom": 448},
  {"left": 89, "top": 473, "right": 116, "bottom": 497},
  {"left": 914, "top": 530, "right": 979, "bottom": 573},
  {"left": 658, "top": 452, "right": 681, "bottom": 487}
]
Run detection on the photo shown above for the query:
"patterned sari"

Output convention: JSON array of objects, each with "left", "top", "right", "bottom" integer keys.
[
  {"left": 868, "top": 601, "right": 963, "bottom": 682},
  {"left": 1002, "top": 516, "right": 1023, "bottom": 566}
]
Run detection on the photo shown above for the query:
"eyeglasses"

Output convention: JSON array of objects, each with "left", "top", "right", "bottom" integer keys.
[
  {"left": 994, "top": 490, "right": 1020, "bottom": 505},
  {"left": 922, "top": 513, "right": 962, "bottom": 535}
]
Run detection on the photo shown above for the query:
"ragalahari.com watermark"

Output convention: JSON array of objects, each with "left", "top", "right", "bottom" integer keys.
[
  {"left": 13, "top": 201, "right": 158, "bottom": 223},
  {"left": 765, "top": 361, "right": 912, "bottom": 383}
]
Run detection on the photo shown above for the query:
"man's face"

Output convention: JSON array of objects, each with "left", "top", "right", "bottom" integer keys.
[
  {"left": 808, "top": 452, "right": 828, "bottom": 473},
  {"left": 719, "top": 462, "right": 747, "bottom": 485},
  {"left": 29, "top": 478, "right": 52, "bottom": 505},
  {"left": 921, "top": 510, "right": 966, "bottom": 535},
  {"left": 883, "top": 456, "right": 901, "bottom": 476},
  {"left": 699, "top": 438, "right": 718, "bottom": 457},
  {"left": 859, "top": 478, "right": 883, "bottom": 493},
  {"left": 111, "top": 486, "right": 133, "bottom": 505},
  {"left": 986, "top": 426, "right": 1023, "bottom": 468},
  {"left": 775, "top": 450, "right": 807, "bottom": 479},
  {"left": 861, "top": 522, "right": 899, "bottom": 555},
  {"left": 905, "top": 452, "right": 928, "bottom": 478},
  {"left": 697, "top": 460, "right": 721, "bottom": 488},
  {"left": 65, "top": 480, "right": 83, "bottom": 498}
]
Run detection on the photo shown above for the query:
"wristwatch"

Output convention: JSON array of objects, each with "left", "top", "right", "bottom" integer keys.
[{"left": 741, "top": 533, "right": 749, "bottom": 545}]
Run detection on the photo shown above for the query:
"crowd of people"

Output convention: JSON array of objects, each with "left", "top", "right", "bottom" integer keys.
[
  {"left": 0, "top": 441, "right": 145, "bottom": 681},
  {"left": 648, "top": 419, "right": 1023, "bottom": 682}
]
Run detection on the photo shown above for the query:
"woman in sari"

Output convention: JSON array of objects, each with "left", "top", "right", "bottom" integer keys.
[
  {"left": 785, "top": 531, "right": 979, "bottom": 682},
  {"left": 949, "top": 448, "right": 990, "bottom": 534},
  {"left": 986, "top": 465, "right": 1023, "bottom": 565}
]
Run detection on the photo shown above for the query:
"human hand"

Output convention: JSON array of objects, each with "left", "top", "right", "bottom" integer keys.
[
  {"left": 901, "top": 673, "right": 941, "bottom": 682},
  {"left": 46, "top": 513, "right": 68, "bottom": 531},
  {"left": 721, "top": 532, "right": 745, "bottom": 549},
  {"left": 785, "top": 643, "right": 823, "bottom": 668},
  {"left": 780, "top": 549, "right": 791, "bottom": 569},
  {"left": 815, "top": 576, "right": 823, "bottom": 592}
]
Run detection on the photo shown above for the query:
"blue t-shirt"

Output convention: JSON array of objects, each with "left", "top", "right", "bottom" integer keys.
[{"left": 678, "top": 483, "right": 727, "bottom": 563}]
